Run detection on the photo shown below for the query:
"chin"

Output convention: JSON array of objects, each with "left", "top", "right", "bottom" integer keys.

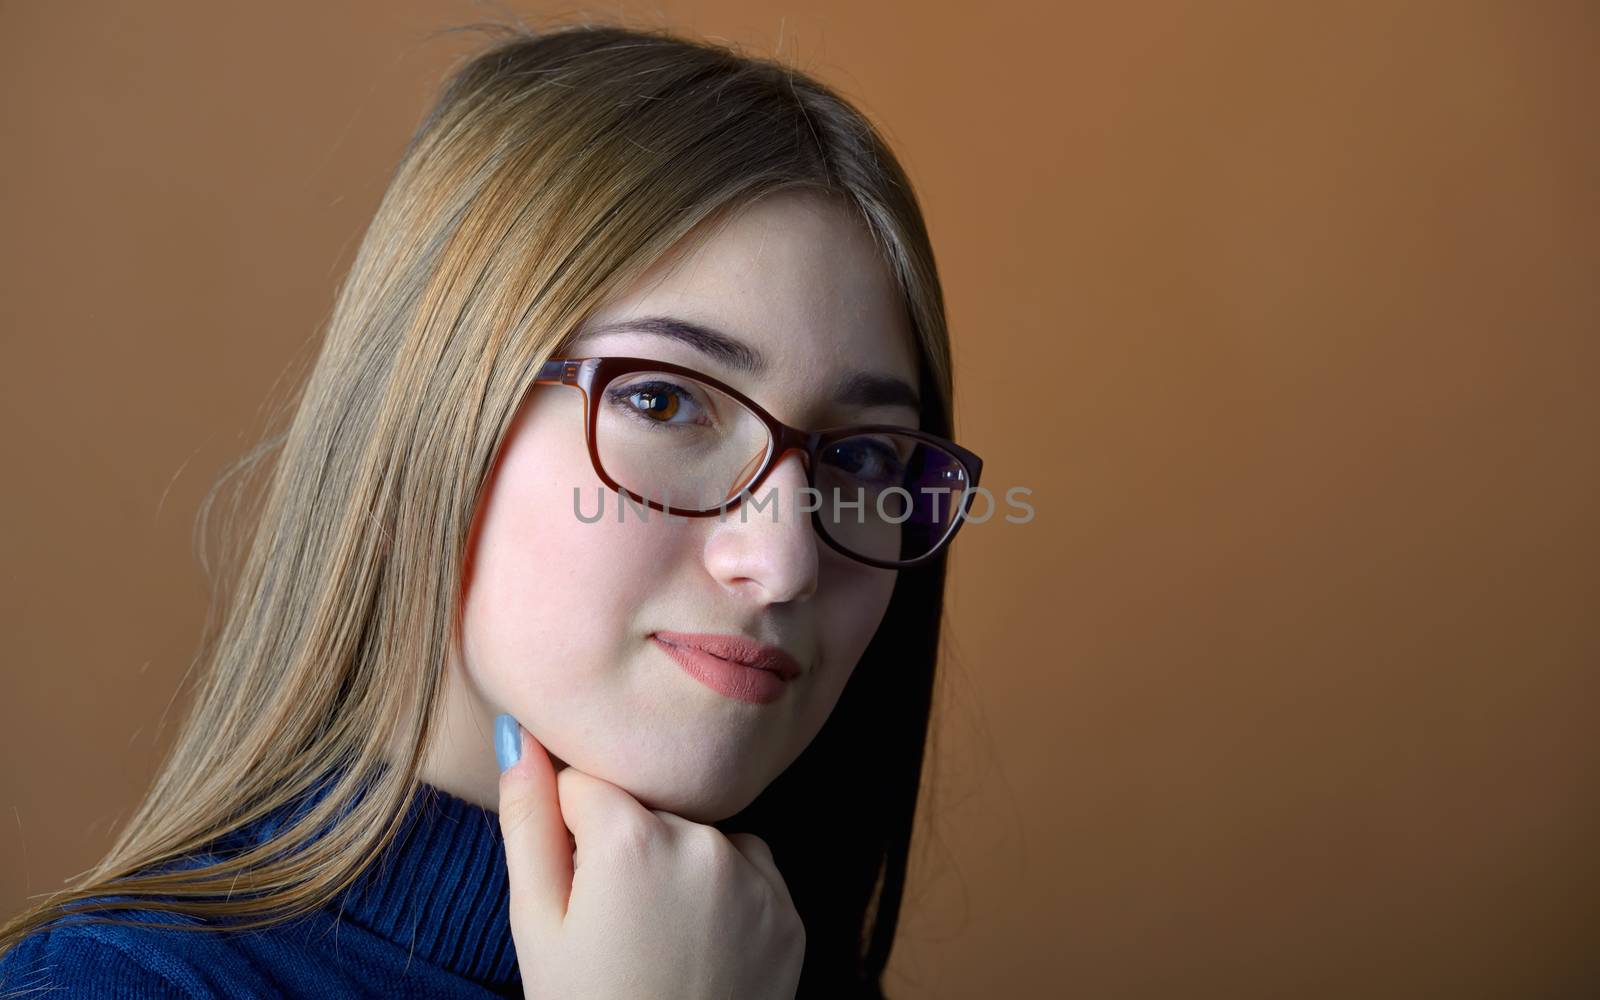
[
  {"left": 548, "top": 726, "right": 782, "bottom": 823},
  {"left": 617, "top": 767, "right": 765, "bottom": 825}
]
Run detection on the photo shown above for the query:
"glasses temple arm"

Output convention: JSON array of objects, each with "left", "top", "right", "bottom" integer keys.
[{"left": 536, "top": 358, "right": 581, "bottom": 384}]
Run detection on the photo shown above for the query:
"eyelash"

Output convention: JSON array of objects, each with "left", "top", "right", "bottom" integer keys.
[
  {"left": 825, "top": 437, "right": 907, "bottom": 483},
  {"left": 600, "top": 377, "right": 911, "bottom": 483},
  {"left": 603, "top": 379, "right": 713, "bottom": 430}
]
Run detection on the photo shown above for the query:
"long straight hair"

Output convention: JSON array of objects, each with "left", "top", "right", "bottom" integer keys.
[{"left": 0, "top": 19, "right": 959, "bottom": 996}]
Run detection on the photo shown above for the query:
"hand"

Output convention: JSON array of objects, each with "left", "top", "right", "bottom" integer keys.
[{"left": 495, "top": 714, "right": 806, "bottom": 999}]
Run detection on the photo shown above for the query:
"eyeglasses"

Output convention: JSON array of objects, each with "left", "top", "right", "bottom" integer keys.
[{"left": 529, "top": 356, "right": 984, "bottom": 569}]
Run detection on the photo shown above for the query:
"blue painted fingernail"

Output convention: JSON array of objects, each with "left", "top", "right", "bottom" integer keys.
[{"left": 495, "top": 713, "right": 522, "bottom": 772}]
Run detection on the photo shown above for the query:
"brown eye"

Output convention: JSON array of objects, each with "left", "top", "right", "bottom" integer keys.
[
  {"left": 602, "top": 377, "right": 712, "bottom": 430},
  {"left": 631, "top": 387, "right": 678, "bottom": 421}
]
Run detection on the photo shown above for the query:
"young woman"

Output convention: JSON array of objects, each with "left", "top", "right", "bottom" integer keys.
[{"left": 0, "top": 19, "right": 982, "bottom": 998}]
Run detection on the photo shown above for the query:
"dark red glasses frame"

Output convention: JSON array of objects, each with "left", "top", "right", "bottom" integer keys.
[{"left": 530, "top": 355, "right": 984, "bottom": 569}]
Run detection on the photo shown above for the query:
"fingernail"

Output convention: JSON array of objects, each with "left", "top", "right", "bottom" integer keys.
[{"left": 495, "top": 713, "right": 522, "bottom": 772}]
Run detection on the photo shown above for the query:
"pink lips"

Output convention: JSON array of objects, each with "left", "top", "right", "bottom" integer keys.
[{"left": 651, "top": 631, "right": 802, "bottom": 706}]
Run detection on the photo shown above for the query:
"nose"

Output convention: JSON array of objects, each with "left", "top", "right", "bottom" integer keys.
[{"left": 702, "top": 447, "right": 819, "bottom": 604}]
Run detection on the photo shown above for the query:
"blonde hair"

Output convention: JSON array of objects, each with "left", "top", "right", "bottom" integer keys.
[{"left": 1, "top": 17, "right": 958, "bottom": 994}]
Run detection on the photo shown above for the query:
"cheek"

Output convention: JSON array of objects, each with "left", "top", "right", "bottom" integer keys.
[
  {"left": 812, "top": 565, "right": 898, "bottom": 699},
  {"left": 459, "top": 401, "right": 686, "bottom": 705}
]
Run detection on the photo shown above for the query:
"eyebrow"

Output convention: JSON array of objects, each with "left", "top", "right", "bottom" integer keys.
[{"left": 580, "top": 315, "right": 922, "bottom": 412}]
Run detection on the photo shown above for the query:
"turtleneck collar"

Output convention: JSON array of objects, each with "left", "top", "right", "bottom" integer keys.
[
  {"left": 337, "top": 782, "right": 521, "bottom": 992},
  {"left": 233, "top": 773, "right": 521, "bottom": 995}
]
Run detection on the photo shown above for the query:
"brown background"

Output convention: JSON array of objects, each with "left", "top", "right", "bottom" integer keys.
[{"left": 2, "top": 1, "right": 1595, "bottom": 996}]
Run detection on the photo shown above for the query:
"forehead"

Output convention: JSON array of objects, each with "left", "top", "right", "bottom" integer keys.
[{"left": 571, "top": 191, "right": 920, "bottom": 398}]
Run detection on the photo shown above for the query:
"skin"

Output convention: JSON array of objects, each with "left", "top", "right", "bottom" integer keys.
[{"left": 416, "top": 189, "right": 921, "bottom": 823}]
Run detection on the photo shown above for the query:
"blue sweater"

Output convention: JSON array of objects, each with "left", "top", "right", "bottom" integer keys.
[{"left": 0, "top": 778, "right": 522, "bottom": 997}]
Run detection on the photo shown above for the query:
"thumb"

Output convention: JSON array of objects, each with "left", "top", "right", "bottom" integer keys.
[{"left": 495, "top": 712, "right": 572, "bottom": 931}]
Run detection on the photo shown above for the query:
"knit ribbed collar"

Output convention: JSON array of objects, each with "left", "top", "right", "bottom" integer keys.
[
  {"left": 235, "top": 772, "right": 521, "bottom": 995},
  {"left": 336, "top": 781, "right": 521, "bottom": 993}
]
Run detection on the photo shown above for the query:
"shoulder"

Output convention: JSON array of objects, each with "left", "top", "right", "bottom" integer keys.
[
  {"left": 0, "top": 900, "right": 294, "bottom": 1000},
  {"left": 0, "top": 895, "right": 409, "bottom": 1000},
  {"left": 0, "top": 918, "right": 204, "bottom": 998}
]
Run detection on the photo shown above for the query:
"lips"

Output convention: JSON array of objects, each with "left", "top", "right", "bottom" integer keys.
[
  {"left": 651, "top": 632, "right": 801, "bottom": 706},
  {"left": 650, "top": 631, "right": 803, "bottom": 680}
]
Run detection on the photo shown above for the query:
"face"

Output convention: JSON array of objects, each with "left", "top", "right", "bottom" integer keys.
[{"left": 437, "top": 190, "right": 922, "bottom": 822}]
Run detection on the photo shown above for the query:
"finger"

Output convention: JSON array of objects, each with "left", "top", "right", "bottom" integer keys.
[
  {"left": 495, "top": 713, "right": 571, "bottom": 929},
  {"left": 725, "top": 831, "right": 795, "bottom": 908},
  {"left": 556, "top": 766, "right": 661, "bottom": 862}
]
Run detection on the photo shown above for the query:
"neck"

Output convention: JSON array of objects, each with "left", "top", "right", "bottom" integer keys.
[{"left": 407, "top": 650, "right": 566, "bottom": 812}]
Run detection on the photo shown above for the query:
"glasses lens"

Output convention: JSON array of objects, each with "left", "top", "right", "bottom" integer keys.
[
  {"left": 814, "top": 432, "right": 972, "bottom": 563},
  {"left": 595, "top": 369, "right": 771, "bottom": 510},
  {"left": 593, "top": 369, "right": 972, "bottom": 565}
]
